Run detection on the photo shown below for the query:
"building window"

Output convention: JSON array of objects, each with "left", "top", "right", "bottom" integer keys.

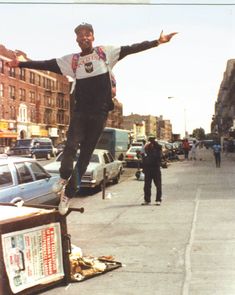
[
  {"left": 10, "top": 106, "right": 16, "bottom": 120},
  {"left": 43, "top": 77, "right": 46, "bottom": 88},
  {"left": 29, "top": 72, "right": 35, "bottom": 84},
  {"left": 44, "top": 109, "right": 52, "bottom": 124},
  {"left": 8, "top": 85, "right": 16, "bottom": 99},
  {"left": 46, "top": 79, "right": 51, "bottom": 90},
  {"left": 9, "top": 67, "right": 16, "bottom": 78},
  {"left": 38, "top": 75, "right": 41, "bottom": 86},
  {"left": 0, "top": 60, "right": 4, "bottom": 74},
  {"left": 57, "top": 110, "right": 67, "bottom": 124},
  {"left": 30, "top": 108, "right": 36, "bottom": 123},
  {"left": 1, "top": 105, "right": 5, "bottom": 119},
  {"left": 29, "top": 91, "right": 36, "bottom": 103},
  {"left": 0, "top": 83, "right": 4, "bottom": 97},
  {"left": 19, "top": 104, "right": 27, "bottom": 122},
  {"left": 44, "top": 95, "right": 53, "bottom": 107},
  {"left": 19, "top": 88, "right": 26, "bottom": 101},
  {"left": 19, "top": 68, "right": 26, "bottom": 81}
]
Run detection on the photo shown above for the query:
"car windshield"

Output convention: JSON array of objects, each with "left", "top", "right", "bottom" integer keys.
[
  {"left": 14, "top": 139, "right": 32, "bottom": 147},
  {"left": 57, "top": 152, "right": 99, "bottom": 163}
]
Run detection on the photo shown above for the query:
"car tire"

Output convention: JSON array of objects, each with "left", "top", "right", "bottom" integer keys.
[{"left": 113, "top": 172, "right": 120, "bottom": 184}]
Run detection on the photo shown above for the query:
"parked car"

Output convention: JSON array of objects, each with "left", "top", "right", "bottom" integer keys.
[
  {"left": 173, "top": 141, "right": 184, "bottom": 155},
  {"left": 8, "top": 138, "right": 56, "bottom": 160},
  {"left": 164, "top": 142, "right": 179, "bottom": 160},
  {"left": 55, "top": 142, "right": 66, "bottom": 155},
  {"left": 44, "top": 149, "right": 123, "bottom": 189},
  {"left": 131, "top": 142, "right": 144, "bottom": 147},
  {"left": 158, "top": 140, "right": 170, "bottom": 161},
  {"left": 0, "top": 154, "right": 59, "bottom": 205},
  {"left": 124, "top": 146, "right": 143, "bottom": 167}
]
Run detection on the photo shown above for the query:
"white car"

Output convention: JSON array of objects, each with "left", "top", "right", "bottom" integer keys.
[
  {"left": 44, "top": 149, "right": 123, "bottom": 189},
  {"left": 124, "top": 146, "right": 143, "bottom": 167}
]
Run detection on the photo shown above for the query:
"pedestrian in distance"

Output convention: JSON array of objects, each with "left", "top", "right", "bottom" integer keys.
[
  {"left": 212, "top": 140, "right": 221, "bottom": 168},
  {"left": 190, "top": 140, "right": 197, "bottom": 161},
  {"left": 141, "top": 135, "right": 162, "bottom": 206},
  {"left": 6, "top": 23, "right": 177, "bottom": 215},
  {"left": 182, "top": 138, "right": 190, "bottom": 160}
]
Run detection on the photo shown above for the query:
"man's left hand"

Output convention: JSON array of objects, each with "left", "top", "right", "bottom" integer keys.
[{"left": 158, "top": 31, "right": 178, "bottom": 44}]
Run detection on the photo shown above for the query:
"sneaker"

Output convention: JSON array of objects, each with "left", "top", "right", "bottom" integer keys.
[
  {"left": 141, "top": 202, "right": 150, "bottom": 206},
  {"left": 58, "top": 190, "right": 71, "bottom": 215},
  {"left": 156, "top": 201, "right": 161, "bottom": 206},
  {"left": 52, "top": 178, "right": 68, "bottom": 193}
]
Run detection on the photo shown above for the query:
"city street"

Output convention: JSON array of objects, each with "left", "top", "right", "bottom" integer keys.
[{"left": 42, "top": 148, "right": 235, "bottom": 295}]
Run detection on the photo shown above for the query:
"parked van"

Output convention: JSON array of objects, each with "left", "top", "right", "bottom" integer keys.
[
  {"left": 9, "top": 138, "right": 55, "bottom": 160},
  {"left": 96, "top": 127, "right": 130, "bottom": 161}
]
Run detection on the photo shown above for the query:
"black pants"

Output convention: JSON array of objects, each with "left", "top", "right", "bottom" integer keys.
[
  {"left": 214, "top": 152, "right": 221, "bottom": 167},
  {"left": 143, "top": 167, "right": 162, "bottom": 203},
  {"left": 60, "top": 112, "right": 107, "bottom": 198},
  {"left": 184, "top": 149, "right": 189, "bottom": 159}
]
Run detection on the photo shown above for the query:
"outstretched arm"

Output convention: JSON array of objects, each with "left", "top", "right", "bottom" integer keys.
[
  {"left": 119, "top": 31, "right": 178, "bottom": 60},
  {"left": 6, "top": 57, "right": 62, "bottom": 74}
]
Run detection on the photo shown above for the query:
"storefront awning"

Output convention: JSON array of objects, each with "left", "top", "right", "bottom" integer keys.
[{"left": 0, "top": 131, "right": 17, "bottom": 138}]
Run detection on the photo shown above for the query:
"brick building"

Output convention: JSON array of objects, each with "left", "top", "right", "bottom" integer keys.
[
  {"left": 106, "top": 98, "right": 123, "bottom": 129},
  {"left": 0, "top": 44, "right": 70, "bottom": 149}
]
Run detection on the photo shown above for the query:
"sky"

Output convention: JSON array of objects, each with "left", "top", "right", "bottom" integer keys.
[{"left": 1, "top": 1, "right": 235, "bottom": 137}]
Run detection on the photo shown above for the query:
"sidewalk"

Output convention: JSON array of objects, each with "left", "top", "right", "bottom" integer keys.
[{"left": 44, "top": 149, "right": 235, "bottom": 295}]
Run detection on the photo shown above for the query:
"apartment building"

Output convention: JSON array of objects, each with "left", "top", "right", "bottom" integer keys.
[
  {"left": 157, "top": 116, "right": 173, "bottom": 141},
  {"left": 0, "top": 44, "right": 70, "bottom": 149},
  {"left": 106, "top": 98, "right": 124, "bottom": 129},
  {"left": 123, "top": 113, "right": 172, "bottom": 141},
  {"left": 123, "top": 114, "right": 157, "bottom": 139},
  {"left": 211, "top": 59, "right": 235, "bottom": 138}
]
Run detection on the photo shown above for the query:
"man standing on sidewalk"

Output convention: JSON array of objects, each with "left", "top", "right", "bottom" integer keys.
[
  {"left": 142, "top": 136, "right": 162, "bottom": 206},
  {"left": 6, "top": 23, "right": 177, "bottom": 214}
]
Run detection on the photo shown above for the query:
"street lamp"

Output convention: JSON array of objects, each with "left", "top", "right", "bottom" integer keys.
[{"left": 168, "top": 96, "right": 188, "bottom": 138}]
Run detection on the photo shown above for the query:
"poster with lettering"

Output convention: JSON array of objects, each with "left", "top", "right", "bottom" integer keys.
[{"left": 1, "top": 223, "right": 64, "bottom": 294}]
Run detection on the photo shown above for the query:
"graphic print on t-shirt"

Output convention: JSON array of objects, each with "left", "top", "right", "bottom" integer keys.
[{"left": 85, "top": 62, "right": 93, "bottom": 73}]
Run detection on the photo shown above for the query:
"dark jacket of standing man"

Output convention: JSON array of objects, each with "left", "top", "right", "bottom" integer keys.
[{"left": 142, "top": 136, "right": 162, "bottom": 206}]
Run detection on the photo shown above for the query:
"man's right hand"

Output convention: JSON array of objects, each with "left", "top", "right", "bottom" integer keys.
[{"left": 6, "top": 58, "right": 19, "bottom": 68}]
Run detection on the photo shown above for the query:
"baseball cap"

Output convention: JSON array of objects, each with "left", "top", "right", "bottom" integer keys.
[
  {"left": 148, "top": 134, "right": 156, "bottom": 140},
  {"left": 74, "top": 22, "right": 94, "bottom": 34}
]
